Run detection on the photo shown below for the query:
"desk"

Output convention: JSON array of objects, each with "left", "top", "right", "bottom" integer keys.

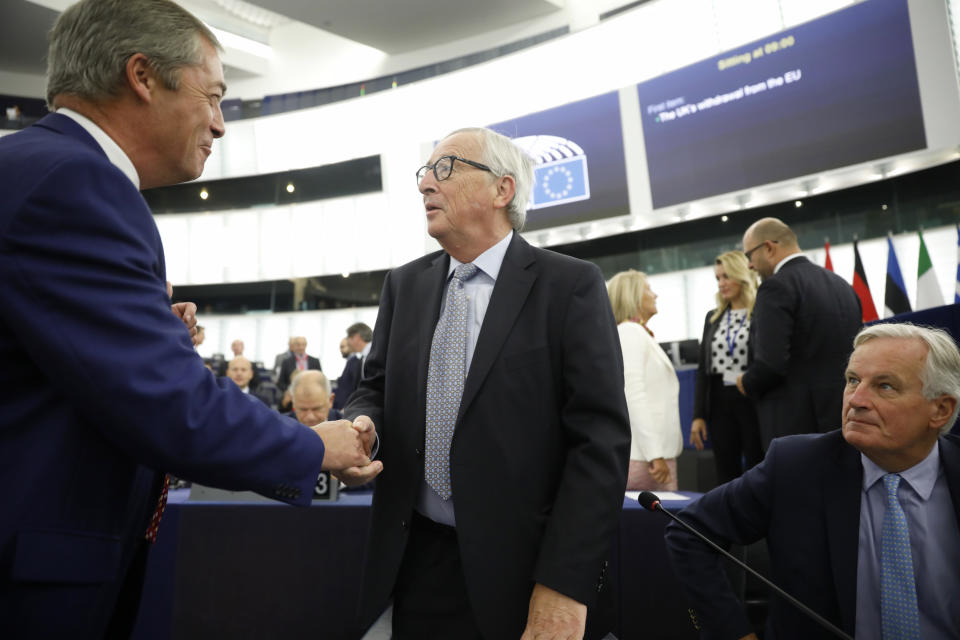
[{"left": 132, "top": 491, "right": 700, "bottom": 640}]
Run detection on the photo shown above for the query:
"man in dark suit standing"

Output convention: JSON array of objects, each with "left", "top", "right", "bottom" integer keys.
[
  {"left": 737, "top": 217, "right": 861, "bottom": 449},
  {"left": 341, "top": 127, "right": 631, "bottom": 639},
  {"left": 334, "top": 322, "right": 372, "bottom": 411},
  {"left": 666, "top": 323, "right": 960, "bottom": 639},
  {"left": 277, "top": 336, "right": 322, "bottom": 393},
  {"left": 0, "top": 1, "right": 374, "bottom": 637}
]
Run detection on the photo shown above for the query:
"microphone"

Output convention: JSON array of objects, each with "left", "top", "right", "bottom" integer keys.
[{"left": 638, "top": 491, "right": 852, "bottom": 640}]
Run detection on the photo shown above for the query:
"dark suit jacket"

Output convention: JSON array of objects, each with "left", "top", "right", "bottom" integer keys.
[
  {"left": 741, "top": 256, "right": 861, "bottom": 447},
  {"left": 665, "top": 431, "right": 960, "bottom": 639},
  {"left": 333, "top": 354, "right": 362, "bottom": 410},
  {"left": 277, "top": 354, "right": 322, "bottom": 391},
  {"left": 344, "top": 233, "right": 631, "bottom": 639},
  {"left": 0, "top": 114, "right": 327, "bottom": 638}
]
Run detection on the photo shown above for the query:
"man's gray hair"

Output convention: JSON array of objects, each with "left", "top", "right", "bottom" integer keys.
[
  {"left": 290, "top": 370, "right": 331, "bottom": 397},
  {"left": 854, "top": 323, "right": 960, "bottom": 434},
  {"left": 448, "top": 127, "right": 534, "bottom": 231},
  {"left": 46, "top": 0, "right": 220, "bottom": 110}
]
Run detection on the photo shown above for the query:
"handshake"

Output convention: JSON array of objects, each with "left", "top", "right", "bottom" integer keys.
[{"left": 310, "top": 415, "right": 383, "bottom": 486}]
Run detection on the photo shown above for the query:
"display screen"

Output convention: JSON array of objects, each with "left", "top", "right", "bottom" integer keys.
[
  {"left": 488, "top": 91, "right": 630, "bottom": 231},
  {"left": 635, "top": 0, "right": 926, "bottom": 209}
]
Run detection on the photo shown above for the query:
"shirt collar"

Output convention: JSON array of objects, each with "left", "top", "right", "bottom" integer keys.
[
  {"left": 773, "top": 252, "right": 804, "bottom": 275},
  {"left": 861, "top": 440, "right": 941, "bottom": 501},
  {"left": 447, "top": 230, "right": 513, "bottom": 281},
  {"left": 56, "top": 108, "right": 140, "bottom": 189},
  {"left": 361, "top": 342, "right": 371, "bottom": 357}
]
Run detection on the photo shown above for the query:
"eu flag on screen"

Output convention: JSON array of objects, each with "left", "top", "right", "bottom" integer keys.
[
  {"left": 513, "top": 135, "right": 591, "bottom": 210},
  {"left": 531, "top": 156, "right": 590, "bottom": 209}
]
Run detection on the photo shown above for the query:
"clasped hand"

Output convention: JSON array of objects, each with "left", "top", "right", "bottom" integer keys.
[{"left": 312, "top": 415, "right": 383, "bottom": 483}]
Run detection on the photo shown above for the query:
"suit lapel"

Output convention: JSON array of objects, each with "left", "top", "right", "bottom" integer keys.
[
  {"left": 823, "top": 435, "right": 862, "bottom": 634},
  {"left": 457, "top": 234, "right": 536, "bottom": 422},
  {"left": 416, "top": 252, "right": 451, "bottom": 426},
  {"left": 647, "top": 331, "right": 673, "bottom": 371}
]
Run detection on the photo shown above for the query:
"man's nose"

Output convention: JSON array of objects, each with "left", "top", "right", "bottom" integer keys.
[{"left": 419, "top": 173, "right": 438, "bottom": 194}]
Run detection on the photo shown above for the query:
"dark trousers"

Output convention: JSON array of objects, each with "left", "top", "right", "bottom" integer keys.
[
  {"left": 708, "top": 375, "right": 763, "bottom": 485},
  {"left": 392, "top": 511, "right": 484, "bottom": 640}
]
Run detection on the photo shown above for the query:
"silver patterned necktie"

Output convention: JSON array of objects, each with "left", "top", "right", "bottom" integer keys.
[
  {"left": 424, "top": 262, "right": 478, "bottom": 500},
  {"left": 880, "top": 473, "right": 921, "bottom": 640}
]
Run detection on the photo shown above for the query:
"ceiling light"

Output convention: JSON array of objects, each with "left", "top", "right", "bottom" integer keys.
[
  {"left": 200, "top": 188, "right": 209, "bottom": 200},
  {"left": 207, "top": 25, "right": 273, "bottom": 59},
  {"left": 286, "top": 182, "right": 295, "bottom": 193}
]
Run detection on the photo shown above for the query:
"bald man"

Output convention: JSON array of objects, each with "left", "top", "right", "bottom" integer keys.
[
  {"left": 226, "top": 356, "right": 274, "bottom": 407},
  {"left": 738, "top": 217, "right": 861, "bottom": 448},
  {"left": 291, "top": 370, "right": 342, "bottom": 426}
]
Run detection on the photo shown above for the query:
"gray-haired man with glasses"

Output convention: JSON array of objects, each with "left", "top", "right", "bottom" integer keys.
[{"left": 342, "top": 127, "right": 630, "bottom": 640}]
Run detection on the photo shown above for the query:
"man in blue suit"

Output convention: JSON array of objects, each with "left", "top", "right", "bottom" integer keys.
[
  {"left": 666, "top": 323, "right": 960, "bottom": 639},
  {"left": 0, "top": 1, "right": 377, "bottom": 637}
]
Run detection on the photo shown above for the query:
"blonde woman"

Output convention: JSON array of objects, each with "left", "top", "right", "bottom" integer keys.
[
  {"left": 608, "top": 269, "right": 683, "bottom": 491},
  {"left": 690, "top": 251, "right": 763, "bottom": 485}
]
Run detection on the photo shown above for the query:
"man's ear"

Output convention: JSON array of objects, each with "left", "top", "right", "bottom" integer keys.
[
  {"left": 493, "top": 174, "right": 516, "bottom": 210},
  {"left": 125, "top": 53, "right": 156, "bottom": 103},
  {"left": 929, "top": 394, "right": 958, "bottom": 431}
]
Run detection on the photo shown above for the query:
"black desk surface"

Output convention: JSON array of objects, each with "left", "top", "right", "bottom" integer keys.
[{"left": 132, "top": 490, "right": 702, "bottom": 640}]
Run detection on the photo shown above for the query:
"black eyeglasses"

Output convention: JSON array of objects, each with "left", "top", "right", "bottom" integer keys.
[
  {"left": 416, "top": 155, "right": 494, "bottom": 185},
  {"left": 744, "top": 240, "right": 776, "bottom": 260}
]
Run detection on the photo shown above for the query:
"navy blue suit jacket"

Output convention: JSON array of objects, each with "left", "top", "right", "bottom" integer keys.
[
  {"left": 0, "top": 114, "right": 327, "bottom": 638},
  {"left": 333, "top": 354, "right": 362, "bottom": 410},
  {"left": 742, "top": 256, "right": 862, "bottom": 448},
  {"left": 665, "top": 430, "right": 960, "bottom": 639}
]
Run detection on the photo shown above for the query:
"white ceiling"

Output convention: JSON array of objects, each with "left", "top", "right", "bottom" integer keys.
[
  {"left": 240, "top": 0, "right": 564, "bottom": 55},
  {"left": 0, "top": 0, "right": 581, "bottom": 97}
]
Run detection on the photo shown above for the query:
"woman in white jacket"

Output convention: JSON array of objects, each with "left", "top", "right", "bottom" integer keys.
[{"left": 607, "top": 269, "right": 683, "bottom": 491}]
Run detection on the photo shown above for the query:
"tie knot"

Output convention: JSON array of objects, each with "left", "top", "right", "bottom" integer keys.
[
  {"left": 883, "top": 473, "right": 901, "bottom": 497},
  {"left": 453, "top": 262, "right": 478, "bottom": 283}
]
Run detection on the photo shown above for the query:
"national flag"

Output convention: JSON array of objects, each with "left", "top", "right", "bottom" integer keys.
[
  {"left": 954, "top": 225, "right": 960, "bottom": 304},
  {"left": 916, "top": 229, "right": 944, "bottom": 310},
  {"left": 852, "top": 238, "right": 878, "bottom": 322},
  {"left": 883, "top": 235, "right": 911, "bottom": 317},
  {"left": 824, "top": 240, "right": 834, "bottom": 272}
]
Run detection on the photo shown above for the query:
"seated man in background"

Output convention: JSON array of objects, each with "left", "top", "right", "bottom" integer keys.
[
  {"left": 291, "top": 370, "right": 341, "bottom": 424},
  {"left": 226, "top": 356, "right": 275, "bottom": 407},
  {"left": 665, "top": 322, "right": 960, "bottom": 639},
  {"left": 217, "top": 338, "right": 246, "bottom": 375}
]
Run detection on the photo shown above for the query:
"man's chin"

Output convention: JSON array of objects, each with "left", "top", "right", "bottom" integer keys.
[{"left": 842, "top": 422, "right": 877, "bottom": 446}]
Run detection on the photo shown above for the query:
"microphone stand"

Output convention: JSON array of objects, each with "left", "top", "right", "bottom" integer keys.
[{"left": 641, "top": 493, "right": 853, "bottom": 640}]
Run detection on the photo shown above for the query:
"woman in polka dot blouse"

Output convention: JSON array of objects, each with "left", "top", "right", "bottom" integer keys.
[
  {"left": 689, "top": 251, "right": 763, "bottom": 485},
  {"left": 608, "top": 269, "right": 683, "bottom": 491}
]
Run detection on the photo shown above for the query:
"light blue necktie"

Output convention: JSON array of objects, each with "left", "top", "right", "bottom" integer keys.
[
  {"left": 424, "top": 263, "right": 478, "bottom": 500},
  {"left": 880, "top": 473, "right": 921, "bottom": 640}
]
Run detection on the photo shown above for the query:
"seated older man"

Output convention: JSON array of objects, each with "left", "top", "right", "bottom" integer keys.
[
  {"left": 665, "top": 322, "right": 960, "bottom": 639},
  {"left": 290, "top": 370, "right": 342, "bottom": 426}
]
